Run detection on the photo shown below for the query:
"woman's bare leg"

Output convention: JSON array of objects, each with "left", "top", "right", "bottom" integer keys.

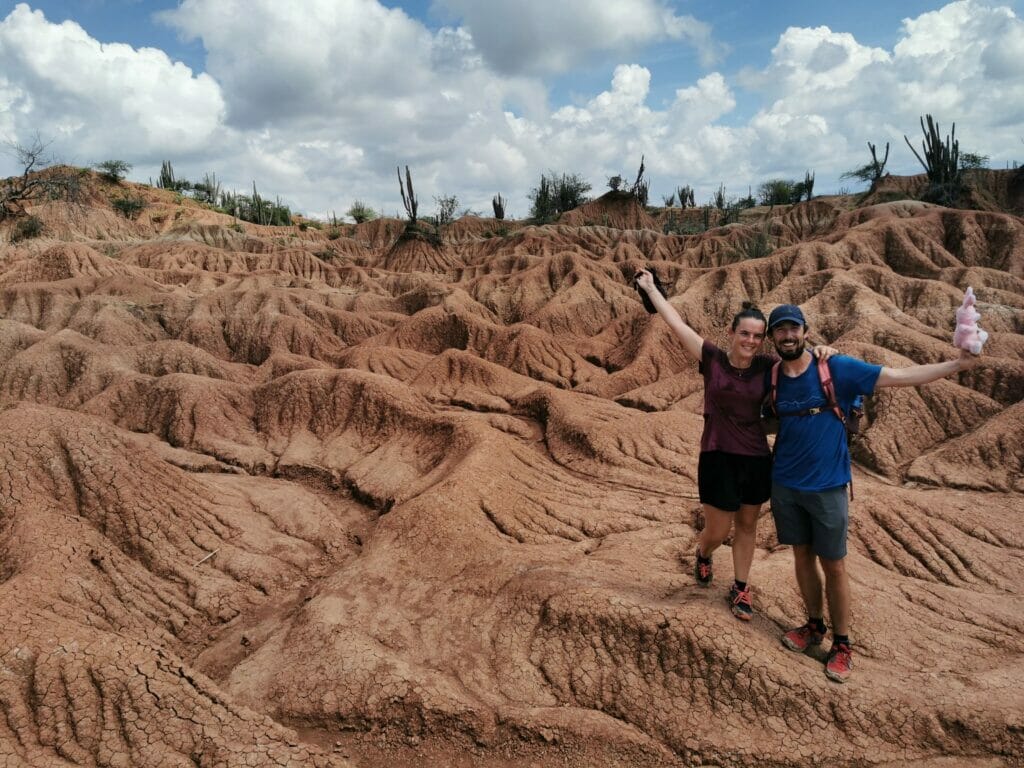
[
  {"left": 698, "top": 504, "right": 735, "bottom": 559},
  {"left": 730, "top": 503, "right": 761, "bottom": 583}
]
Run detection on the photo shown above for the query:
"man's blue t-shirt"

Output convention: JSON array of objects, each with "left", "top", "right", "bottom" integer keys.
[{"left": 772, "top": 355, "right": 882, "bottom": 492}]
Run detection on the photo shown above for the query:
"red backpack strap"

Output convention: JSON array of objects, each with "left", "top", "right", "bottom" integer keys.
[
  {"left": 817, "top": 357, "right": 855, "bottom": 500},
  {"left": 816, "top": 357, "right": 845, "bottom": 426}
]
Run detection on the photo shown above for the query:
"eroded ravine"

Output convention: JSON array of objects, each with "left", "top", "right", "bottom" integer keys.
[{"left": 1, "top": 176, "right": 1022, "bottom": 767}]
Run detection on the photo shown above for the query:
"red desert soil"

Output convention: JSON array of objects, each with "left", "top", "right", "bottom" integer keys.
[{"left": 1, "top": 172, "right": 1023, "bottom": 767}]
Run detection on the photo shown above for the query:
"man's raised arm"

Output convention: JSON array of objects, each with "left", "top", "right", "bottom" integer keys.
[{"left": 876, "top": 348, "right": 979, "bottom": 389}]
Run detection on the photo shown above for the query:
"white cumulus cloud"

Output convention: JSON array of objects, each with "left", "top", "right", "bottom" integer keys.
[
  {"left": 432, "top": 0, "right": 724, "bottom": 75},
  {"left": 0, "top": 3, "right": 224, "bottom": 164},
  {"left": 735, "top": 1, "right": 1024, "bottom": 181},
  {"left": 2, "top": 0, "right": 1022, "bottom": 220}
]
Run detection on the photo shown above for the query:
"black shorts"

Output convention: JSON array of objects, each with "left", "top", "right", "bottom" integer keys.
[{"left": 698, "top": 451, "right": 772, "bottom": 512}]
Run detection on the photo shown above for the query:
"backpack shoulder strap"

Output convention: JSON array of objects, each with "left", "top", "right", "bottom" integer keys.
[
  {"left": 817, "top": 357, "right": 857, "bottom": 501},
  {"left": 816, "top": 357, "right": 846, "bottom": 425}
]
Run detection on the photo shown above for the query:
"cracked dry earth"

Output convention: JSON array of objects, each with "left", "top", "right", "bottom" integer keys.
[{"left": 1, "top": 175, "right": 1023, "bottom": 767}]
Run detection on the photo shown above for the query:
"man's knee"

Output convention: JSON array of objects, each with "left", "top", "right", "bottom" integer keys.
[
  {"left": 819, "top": 556, "right": 847, "bottom": 577},
  {"left": 793, "top": 543, "right": 815, "bottom": 561}
]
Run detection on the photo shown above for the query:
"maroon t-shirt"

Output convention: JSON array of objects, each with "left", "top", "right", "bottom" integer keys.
[{"left": 699, "top": 339, "right": 774, "bottom": 456}]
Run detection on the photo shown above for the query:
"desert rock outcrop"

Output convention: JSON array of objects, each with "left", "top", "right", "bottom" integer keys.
[{"left": 1, "top": 175, "right": 1022, "bottom": 767}]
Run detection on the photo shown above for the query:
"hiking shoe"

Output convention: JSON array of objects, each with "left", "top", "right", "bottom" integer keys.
[
  {"left": 825, "top": 642, "right": 853, "bottom": 683},
  {"left": 694, "top": 547, "right": 713, "bottom": 587},
  {"left": 728, "top": 584, "right": 753, "bottom": 621},
  {"left": 781, "top": 622, "right": 826, "bottom": 652}
]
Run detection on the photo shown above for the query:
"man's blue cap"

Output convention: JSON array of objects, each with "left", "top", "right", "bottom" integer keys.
[{"left": 768, "top": 304, "right": 806, "bottom": 330}]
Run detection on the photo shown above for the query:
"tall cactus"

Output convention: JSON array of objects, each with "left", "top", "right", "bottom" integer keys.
[
  {"left": 867, "top": 141, "right": 889, "bottom": 181},
  {"left": 905, "top": 115, "right": 961, "bottom": 186},
  {"left": 398, "top": 165, "right": 418, "bottom": 223},
  {"left": 158, "top": 161, "right": 175, "bottom": 189},
  {"left": 202, "top": 172, "right": 221, "bottom": 205},
  {"left": 492, "top": 193, "right": 506, "bottom": 220},
  {"left": 252, "top": 181, "right": 266, "bottom": 225},
  {"left": 630, "top": 155, "right": 646, "bottom": 203}
]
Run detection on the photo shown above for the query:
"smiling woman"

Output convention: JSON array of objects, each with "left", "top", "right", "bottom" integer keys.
[{"left": 633, "top": 269, "right": 839, "bottom": 622}]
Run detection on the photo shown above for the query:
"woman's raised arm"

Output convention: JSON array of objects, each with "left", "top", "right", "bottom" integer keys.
[{"left": 635, "top": 269, "right": 703, "bottom": 360}]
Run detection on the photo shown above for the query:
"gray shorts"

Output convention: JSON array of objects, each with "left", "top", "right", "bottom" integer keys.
[{"left": 771, "top": 484, "right": 849, "bottom": 560}]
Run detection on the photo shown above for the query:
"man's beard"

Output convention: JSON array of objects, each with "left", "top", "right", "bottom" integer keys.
[{"left": 776, "top": 341, "right": 805, "bottom": 360}]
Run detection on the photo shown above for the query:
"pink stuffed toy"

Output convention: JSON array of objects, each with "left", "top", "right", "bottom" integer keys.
[{"left": 953, "top": 286, "right": 988, "bottom": 355}]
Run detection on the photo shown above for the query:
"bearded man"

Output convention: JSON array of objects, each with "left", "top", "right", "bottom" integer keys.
[{"left": 766, "top": 304, "right": 980, "bottom": 683}]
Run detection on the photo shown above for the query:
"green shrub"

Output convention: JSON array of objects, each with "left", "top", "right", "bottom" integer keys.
[
  {"left": 96, "top": 160, "right": 132, "bottom": 183},
  {"left": 528, "top": 171, "right": 591, "bottom": 222},
  {"left": 347, "top": 200, "right": 377, "bottom": 223},
  {"left": 758, "top": 179, "right": 797, "bottom": 206},
  {"left": 217, "top": 182, "right": 292, "bottom": 225},
  {"left": 112, "top": 194, "right": 146, "bottom": 219},
  {"left": 10, "top": 214, "right": 43, "bottom": 242},
  {"left": 327, "top": 227, "right": 342, "bottom": 240},
  {"left": 733, "top": 219, "right": 775, "bottom": 260},
  {"left": 433, "top": 194, "right": 458, "bottom": 227},
  {"left": 661, "top": 211, "right": 704, "bottom": 235},
  {"left": 483, "top": 224, "right": 510, "bottom": 239},
  {"left": 735, "top": 187, "right": 756, "bottom": 209},
  {"left": 841, "top": 142, "right": 890, "bottom": 186},
  {"left": 722, "top": 201, "right": 743, "bottom": 224},
  {"left": 396, "top": 219, "right": 442, "bottom": 247},
  {"left": 960, "top": 152, "right": 989, "bottom": 170},
  {"left": 1, "top": 136, "right": 83, "bottom": 217}
]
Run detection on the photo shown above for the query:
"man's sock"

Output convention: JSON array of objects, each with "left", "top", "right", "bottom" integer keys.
[
  {"left": 733, "top": 580, "right": 747, "bottom": 592},
  {"left": 832, "top": 634, "right": 851, "bottom": 647},
  {"left": 809, "top": 617, "right": 827, "bottom": 634}
]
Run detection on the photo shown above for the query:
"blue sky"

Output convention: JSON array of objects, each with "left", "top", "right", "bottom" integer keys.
[{"left": 2, "top": 1, "right": 1022, "bottom": 218}]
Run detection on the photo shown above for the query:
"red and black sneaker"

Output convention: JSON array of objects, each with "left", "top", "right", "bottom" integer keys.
[
  {"left": 825, "top": 642, "right": 853, "bottom": 683},
  {"left": 694, "top": 546, "right": 713, "bottom": 587},
  {"left": 728, "top": 584, "right": 753, "bottom": 621},
  {"left": 781, "top": 621, "right": 826, "bottom": 652}
]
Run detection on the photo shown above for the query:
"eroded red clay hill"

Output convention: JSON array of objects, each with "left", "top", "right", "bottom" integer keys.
[{"left": 1, "top": 174, "right": 1023, "bottom": 767}]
